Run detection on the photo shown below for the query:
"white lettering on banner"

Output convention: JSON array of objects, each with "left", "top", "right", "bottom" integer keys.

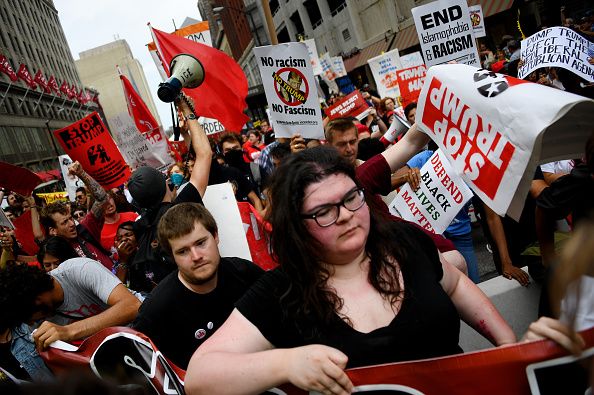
[
  {"left": 519, "top": 27, "right": 594, "bottom": 81},
  {"left": 421, "top": 76, "right": 515, "bottom": 200},
  {"left": 390, "top": 150, "right": 473, "bottom": 234}
]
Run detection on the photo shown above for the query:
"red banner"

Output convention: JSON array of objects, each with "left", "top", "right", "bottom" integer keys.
[
  {"left": 397, "top": 65, "right": 427, "bottom": 108},
  {"left": 16, "top": 64, "right": 37, "bottom": 89},
  {"left": 325, "top": 90, "right": 370, "bottom": 120},
  {"left": 53, "top": 112, "right": 131, "bottom": 189},
  {"left": 12, "top": 210, "right": 39, "bottom": 255},
  {"left": 34, "top": 69, "right": 51, "bottom": 94},
  {"left": 60, "top": 80, "right": 73, "bottom": 99},
  {"left": 48, "top": 75, "right": 60, "bottom": 95},
  {"left": 120, "top": 74, "right": 160, "bottom": 134},
  {"left": 0, "top": 161, "right": 42, "bottom": 196},
  {"left": 0, "top": 54, "right": 18, "bottom": 82},
  {"left": 237, "top": 202, "right": 277, "bottom": 271}
]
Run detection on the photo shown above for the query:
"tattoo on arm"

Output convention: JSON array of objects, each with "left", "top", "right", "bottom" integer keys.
[{"left": 79, "top": 171, "right": 108, "bottom": 218}]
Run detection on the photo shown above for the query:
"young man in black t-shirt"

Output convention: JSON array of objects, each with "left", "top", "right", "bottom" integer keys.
[{"left": 132, "top": 203, "right": 264, "bottom": 369}]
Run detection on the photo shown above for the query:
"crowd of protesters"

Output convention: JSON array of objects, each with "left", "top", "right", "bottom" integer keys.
[{"left": 0, "top": 9, "right": 593, "bottom": 394}]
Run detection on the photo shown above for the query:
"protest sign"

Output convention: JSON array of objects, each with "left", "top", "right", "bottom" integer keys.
[
  {"left": 109, "top": 113, "right": 172, "bottom": 172},
  {"left": 58, "top": 155, "right": 84, "bottom": 202},
  {"left": 12, "top": 211, "right": 37, "bottom": 255},
  {"left": 319, "top": 52, "right": 337, "bottom": 81},
  {"left": 198, "top": 116, "right": 226, "bottom": 136},
  {"left": 325, "top": 90, "right": 370, "bottom": 120},
  {"left": 397, "top": 64, "right": 427, "bottom": 108},
  {"left": 0, "top": 161, "right": 41, "bottom": 196},
  {"left": 0, "top": 208, "right": 14, "bottom": 229},
  {"left": 148, "top": 21, "right": 212, "bottom": 80},
  {"left": 416, "top": 64, "right": 594, "bottom": 219},
  {"left": 518, "top": 27, "right": 594, "bottom": 82},
  {"left": 368, "top": 49, "right": 403, "bottom": 99},
  {"left": 202, "top": 182, "right": 252, "bottom": 261},
  {"left": 331, "top": 56, "right": 347, "bottom": 77},
  {"left": 254, "top": 42, "right": 324, "bottom": 139},
  {"left": 303, "top": 39, "right": 322, "bottom": 75},
  {"left": 400, "top": 51, "right": 425, "bottom": 69},
  {"left": 389, "top": 150, "right": 473, "bottom": 234},
  {"left": 412, "top": 0, "right": 480, "bottom": 67},
  {"left": 53, "top": 112, "right": 131, "bottom": 189},
  {"left": 469, "top": 5, "right": 486, "bottom": 38},
  {"left": 37, "top": 192, "right": 69, "bottom": 204},
  {"left": 237, "top": 202, "right": 277, "bottom": 271},
  {"left": 335, "top": 75, "right": 356, "bottom": 95}
]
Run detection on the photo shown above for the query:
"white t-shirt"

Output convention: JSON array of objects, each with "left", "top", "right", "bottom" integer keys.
[
  {"left": 560, "top": 275, "right": 594, "bottom": 332},
  {"left": 540, "top": 160, "right": 574, "bottom": 175}
]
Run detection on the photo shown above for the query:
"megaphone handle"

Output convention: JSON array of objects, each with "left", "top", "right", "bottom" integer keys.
[{"left": 179, "top": 93, "right": 196, "bottom": 116}]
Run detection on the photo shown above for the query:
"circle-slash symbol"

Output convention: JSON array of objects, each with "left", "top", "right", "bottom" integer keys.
[{"left": 272, "top": 67, "right": 309, "bottom": 106}]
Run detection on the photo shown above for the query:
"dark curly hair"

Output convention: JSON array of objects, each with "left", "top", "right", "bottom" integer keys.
[
  {"left": 266, "top": 146, "right": 427, "bottom": 338},
  {"left": 36, "top": 236, "right": 78, "bottom": 266},
  {"left": 0, "top": 265, "right": 54, "bottom": 330}
]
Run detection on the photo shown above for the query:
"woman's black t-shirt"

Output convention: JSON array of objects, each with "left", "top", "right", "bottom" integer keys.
[{"left": 236, "top": 224, "right": 462, "bottom": 368}]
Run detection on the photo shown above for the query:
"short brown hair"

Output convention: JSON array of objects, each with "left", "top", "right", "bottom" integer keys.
[
  {"left": 157, "top": 203, "right": 218, "bottom": 255},
  {"left": 218, "top": 132, "right": 241, "bottom": 148},
  {"left": 40, "top": 201, "right": 70, "bottom": 232},
  {"left": 324, "top": 118, "right": 357, "bottom": 142}
]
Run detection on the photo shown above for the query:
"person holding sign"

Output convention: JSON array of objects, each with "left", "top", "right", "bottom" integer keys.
[{"left": 185, "top": 146, "right": 516, "bottom": 395}]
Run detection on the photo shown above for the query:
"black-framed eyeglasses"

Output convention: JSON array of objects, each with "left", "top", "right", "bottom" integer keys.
[
  {"left": 73, "top": 211, "right": 85, "bottom": 219},
  {"left": 301, "top": 187, "right": 366, "bottom": 227}
]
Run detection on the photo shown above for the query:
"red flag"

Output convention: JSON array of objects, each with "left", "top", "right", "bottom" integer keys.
[
  {"left": 70, "top": 84, "right": 78, "bottom": 100},
  {"left": 150, "top": 26, "right": 249, "bottom": 132},
  {"left": 0, "top": 54, "right": 18, "bottom": 82},
  {"left": 34, "top": 69, "right": 51, "bottom": 93},
  {"left": 76, "top": 88, "right": 85, "bottom": 104},
  {"left": 48, "top": 75, "right": 60, "bottom": 95},
  {"left": 120, "top": 74, "right": 159, "bottom": 133},
  {"left": 16, "top": 64, "right": 37, "bottom": 89},
  {"left": 59, "top": 80, "right": 70, "bottom": 97}
]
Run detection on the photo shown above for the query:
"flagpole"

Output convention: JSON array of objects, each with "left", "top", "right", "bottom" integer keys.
[
  {"left": 47, "top": 93, "right": 58, "bottom": 112},
  {"left": 33, "top": 91, "right": 44, "bottom": 111},
  {"left": 18, "top": 88, "right": 30, "bottom": 107},
  {"left": 0, "top": 81, "right": 12, "bottom": 107}
]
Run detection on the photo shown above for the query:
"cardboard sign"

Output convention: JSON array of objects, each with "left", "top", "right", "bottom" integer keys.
[
  {"left": 416, "top": 64, "right": 594, "bottom": 219},
  {"left": 198, "top": 116, "right": 226, "bottom": 136},
  {"left": 237, "top": 202, "right": 277, "bottom": 271},
  {"left": 412, "top": 0, "right": 480, "bottom": 67},
  {"left": 469, "top": 4, "right": 486, "bottom": 38},
  {"left": 400, "top": 51, "right": 426, "bottom": 69},
  {"left": 0, "top": 161, "right": 42, "bottom": 196},
  {"left": 148, "top": 21, "right": 212, "bottom": 80},
  {"left": 368, "top": 49, "right": 403, "bottom": 99},
  {"left": 53, "top": 112, "right": 131, "bottom": 189},
  {"left": 109, "top": 113, "right": 172, "bottom": 172},
  {"left": 37, "top": 192, "right": 69, "bottom": 204},
  {"left": 202, "top": 182, "right": 252, "bottom": 262},
  {"left": 389, "top": 150, "right": 473, "bottom": 234},
  {"left": 397, "top": 65, "right": 428, "bottom": 107},
  {"left": 518, "top": 27, "right": 594, "bottom": 82},
  {"left": 325, "top": 90, "right": 370, "bottom": 120},
  {"left": 254, "top": 42, "right": 324, "bottom": 139},
  {"left": 331, "top": 56, "right": 347, "bottom": 78},
  {"left": 303, "top": 39, "right": 322, "bottom": 75},
  {"left": 58, "top": 155, "right": 84, "bottom": 202},
  {"left": 319, "top": 52, "right": 337, "bottom": 81}
]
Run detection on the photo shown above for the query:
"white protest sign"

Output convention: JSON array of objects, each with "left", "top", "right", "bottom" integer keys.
[
  {"left": 331, "top": 56, "right": 347, "bottom": 78},
  {"left": 254, "top": 42, "right": 324, "bottom": 139},
  {"left": 469, "top": 5, "right": 486, "bottom": 38},
  {"left": 400, "top": 51, "right": 425, "bottom": 69},
  {"left": 320, "top": 52, "right": 337, "bottom": 81},
  {"left": 412, "top": 0, "right": 480, "bottom": 67},
  {"left": 198, "top": 116, "right": 226, "bottom": 135},
  {"left": 202, "top": 182, "right": 251, "bottom": 261},
  {"left": 416, "top": 64, "right": 594, "bottom": 219},
  {"left": 303, "top": 39, "right": 323, "bottom": 75},
  {"left": 367, "top": 49, "right": 403, "bottom": 99},
  {"left": 389, "top": 150, "right": 473, "bottom": 234},
  {"left": 58, "top": 154, "right": 84, "bottom": 202},
  {"left": 518, "top": 27, "right": 594, "bottom": 82},
  {"left": 109, "top": 113, "right": 172, "bottom": 172}
]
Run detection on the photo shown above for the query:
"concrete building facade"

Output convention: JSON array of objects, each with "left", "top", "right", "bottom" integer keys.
[
  {"left": 0, "top": 0, "right": 99, "bottom": 170},
  {"left": 75, "top": 39, "right": 161, "bottom": 130}
]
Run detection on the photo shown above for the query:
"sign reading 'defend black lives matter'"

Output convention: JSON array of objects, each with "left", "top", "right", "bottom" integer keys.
[
  {"left": 254, "top": 42, "right": 324, "bottom": 139},
  {"left": 412, "top": 0, "right": 479, "bottom": 67}
]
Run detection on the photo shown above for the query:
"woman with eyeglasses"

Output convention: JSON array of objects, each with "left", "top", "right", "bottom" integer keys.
[{"left": 185, "top": 146, "right": 516, "bottom": 395}]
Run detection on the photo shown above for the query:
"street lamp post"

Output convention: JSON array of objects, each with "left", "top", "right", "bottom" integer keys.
[{"left": 213, "top": 5, "right": 261, "bottom": 46}]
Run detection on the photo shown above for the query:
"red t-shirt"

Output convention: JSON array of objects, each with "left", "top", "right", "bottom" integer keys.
[
  {"left": 100, "top": 211, "right": 139, "bottom": 250},
  {"left": 356, "top": 154, "right": 455, "bottom": 253}
]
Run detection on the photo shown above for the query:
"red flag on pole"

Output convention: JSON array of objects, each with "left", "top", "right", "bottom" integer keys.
[
  {"left": 0, "top": 54, "right": 18, "bottom": 82},
  {"left": 34, "top": 69, "right": 51, "bottom": 94},
  {"left": 76, "top": 88, "right": 85, "bottom": 104},
  {"left": 70, "top": 84, "right": 78, "bottom": 100},
  {"left": 120, "top": 73, "right": 159, "bottom": 133},
  {"left": 59, "top": 80, "right": 71, "bottom": 97},
  {"left": 17, "top": 64, "right": 37, "bottom": 89},
  {"left": 48, "top": 75, "right": 60, "bottom": 95},
  {"left": 149, "top": 25, "right": 249, "bottom": 132}
]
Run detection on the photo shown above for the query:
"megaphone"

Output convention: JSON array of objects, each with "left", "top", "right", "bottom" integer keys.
[{"left": 157, "top": 54, "right": 205, "bottom": 103}]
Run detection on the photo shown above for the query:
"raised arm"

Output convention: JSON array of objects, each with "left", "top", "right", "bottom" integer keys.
[
  {"left": 440, "top": 258, "right": 517, "bottom": 346},
  {"left": 68, "top": 161, "right": 108, "bottom": 219},
  {"left": 33, "top": 283, "right": 140, "bottom": 350},
  {"left": 177, "top": 97, "right": 211, "bottom": 197},
  {"left": 186, "top": 309, "right": 353, "bottom": 395},
  {"left": 27, "top": 195, "right": 44, "bottom": 241},
  {"left": 381, "top": 123, "right": 430, "bottom": 172}
]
